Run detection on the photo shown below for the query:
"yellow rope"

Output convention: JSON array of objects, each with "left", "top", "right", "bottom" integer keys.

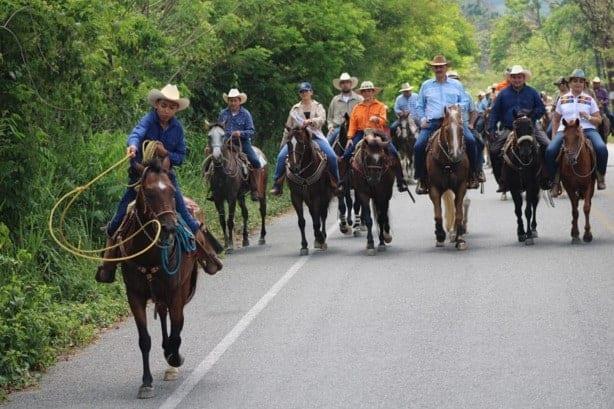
[{"left": 48, "top": 140, "right": 164, "bottom": 262}]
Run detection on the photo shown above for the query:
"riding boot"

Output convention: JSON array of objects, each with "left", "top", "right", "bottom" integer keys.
[
  {"left": 270, "top": 175, "right": 284, "bottom": 196},
  {"left": 550, "top": 172, "right": 562, "bottom": 198},
  {"left": 415, "top": 178, "right": 429, "bottom": 195},
  {"left": 596, "top": 172, "right": 606, "bottom": 190},
  {"left": 468, "top": 172, "right": 480, "bottom": 189},
  {"left": 95, "top": 236, "right": 119, "bottom": 283},
  {"left": 393, "top": 159, "right": 408, "bottom": 192},
  {"left": 194, "top": 225, "right": 223, "bottom": 275}
]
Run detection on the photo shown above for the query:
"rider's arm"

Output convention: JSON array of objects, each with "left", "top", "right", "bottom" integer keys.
[
  {"left": 327, "top": 98, "right": 336, "bottom": 131},
  {"left": 551, "top": 112, "right": 561, "bottom": 139},
  {"left": 587, "top": 98, "right": 602, "bottom": 126},
  {"left": 167, "top": 126, "right": 187, "bottom": 166},
  {"left": 310, "top": 103, "right": 326, "bottom": 129},
  {"left": 415, "top": 83, "right": 426, "bottom": 121},
  {"left": 347, "top": 105, "right": 359, "bottom": 138},
  {"left": 487, "top": 95, "right": 501, "bottom": 134},
  {"left": 377, "top": 103, "right": 388, "bottom": 127},
  {"left": 532, "top": 90, "right": 546, "bottom": 121},
  {"left": 240, "top": 110, "right": 255, "bottom": 140},
  {"left": 393, "top": 96, "right": 403, "bottom": 116},
  {"left": 127, "top": 112, "right": 154, "bottom": 152}
]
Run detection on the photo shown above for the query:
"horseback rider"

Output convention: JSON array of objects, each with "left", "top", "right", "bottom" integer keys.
[
  {"left": 96, "top": 84, "right": 214, "bottom": 283},
  {"left": 592, "top": 76, "right": 614, "bottom": 125},
  {"left": 475, "top": 92, "right": 488, "bottom": 134},
  {"left": 342, "top": 81, "right": 409, "bottom": 192},
  {"left": 487, "top": 65, "right": 550, "bottom": 192},
  {"left": 390, "top": 82, "right": 419, "bottom": 135},
  {"left": 326, "top": 73, "right": 363, "bottom": 145},
  {"left": 209, "top": 88, "right": 265, "bottom": 201},
  {"left": 270, "top": 82, "right": 340, "bottom": 195},
  {"left": 546, "top": 69, "right": 607, "bottom": 196},
  {"left": 413, "top": 55, "right": 484, "bottom": 195}
]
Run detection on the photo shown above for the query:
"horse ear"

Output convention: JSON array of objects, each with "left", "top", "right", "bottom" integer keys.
[
  {"left": 444, "top": 106, "right": 448, "bottom": 115},
  {"left": 562, "top": 118, "right": 568, "bottom": 127},
  {"left": 203, "top": 120, "right": 210, "bottom": 131},
  {"left": 574, "top": 118, "right": 580, "bottom": 127},
  {"left": 134, "top": 162, "right": 146, "bottom": 176},
  {"left": 344, "top": 112, "right": 350, "bottom": 121},
  {"left": 161, "top": 157, "right": 171, "bottom": 172}
]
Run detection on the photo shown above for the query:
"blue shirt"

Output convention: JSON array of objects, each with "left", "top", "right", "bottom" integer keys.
[
  {"left": 217, "top": 107, "right": 255, "bottom": 141},
  {"left": 127, "top": 111, "right": 186, "bottom": 166},
  {"left": 416, "top": 78, "right": 468, "bottom": 121},
  {"left": 488, "top": 85, "right": 545, "bottom": 132},
  {"left": 476, "top": 98, "right": 489, "bottom": 113},
  {"left": 393, "top": 93, "right": 419, "bottom": 118},
  {"left": 460, "top": 91, "right": 475, "bottom": 123}
]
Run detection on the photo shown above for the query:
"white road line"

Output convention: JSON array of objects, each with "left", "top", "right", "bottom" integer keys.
[{"left": 159, "top": 219, "right": 339, "bottom": 409}]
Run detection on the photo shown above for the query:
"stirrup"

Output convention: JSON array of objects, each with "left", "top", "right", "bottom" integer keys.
[
  {"left": 415, "top": 180, "right": 429, "bottom": 195},
  {"left": 269, "top": 184, "right": 283, "bottom": 196}
]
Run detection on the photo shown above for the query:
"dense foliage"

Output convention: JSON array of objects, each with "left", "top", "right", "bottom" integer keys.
[{"left": 0, "top": 0, "right": 477, "bottom": 394}]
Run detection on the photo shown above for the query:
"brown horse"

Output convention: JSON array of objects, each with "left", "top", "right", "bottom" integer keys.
[
  {"left": 425, "top": 105, "right": 469, "bottom": 250},
  {"left": 115, "top": 158, "right": 222, "bottom": 399},
  {"left": 350, "top": 130, "right": 395, "bottom": 255},
  {"left": 559, "top": 118, "right": 596, "bottom": 244},
  {"left": 286, "top": 127, "right": 334, "bottom": 255}
]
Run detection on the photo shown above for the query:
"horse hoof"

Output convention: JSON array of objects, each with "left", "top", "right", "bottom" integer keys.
[
  {"left": 583, "top": 233, "right": 593, "bottom": 243},
  {"left": 242, "top": 239, "right": 250, "bottom": 247},
  {"left": 456, "top": 241, "right": 468, "bottom": 251},
  {"left": 225, "top": 247, "right": 234, "bottom": 255},
  {"left": 353, "top": 229, "right": 361, "bottom": 237},
  {"left": 571, "top": 237, "right": 581, "bottom": 245},
  {"left": 366, "top": 248, "right": 376, "bottom": 256},
  {"left": 531, "top": 229, "right": 538, "bottom": 238},
  {"left": 300, "top": 248, "right": 309, "bottom": 256},
  {"left": 320, "top": 242, "right": 328, "bottom": 251},
  {"left": 378, "top": 244, "right": 386, "bottom": 252},
  {"left": 137, "top": 385, "right": 155, "bottom": 399},
  {"left": 518, "top": 234, "right": 526, "bottom": 243},
  {"left": 340, "top": 224, "right": 349, "bottom": 234},
  {"left": 164, "top": 367, "right": 179, "bottom": 381},
  {"left": 436, "top": 241, "right": 445, "bottom": 247},
  {"left": 258, "top": 238, "right": 266, "bottom": 245},
  {"left": 360, "top": 224, "right": 367, "bottom": 232},
  {"left": 500, "top": 193, "right": 507, "bottom": 201},
  {"left": 383, "top": 233, "right": 392, "bottom": 244},
  {"left": 165, "top": 352, "right": 184, "bottom": 368},
  {"left": 525, "top": 238, "right": 534, "bottom": 246},
  {"left": 448, "top": 234, "right": 456, "bottom": 243}
]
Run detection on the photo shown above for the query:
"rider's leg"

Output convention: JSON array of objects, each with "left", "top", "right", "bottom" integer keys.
[
  {"left": 463, "top": 125, "right": 482, "bottom": 188},
  {"left": 327, "top": 127, "right": 340, "bottom": 145},
  {"left": 491, "top": 130, "right": 510, "bottom": 192},
  {"left": 390, "top": 120, "right": 399, "bottom": 136},
  {"left": 584, "top": 128, "right": 608, "bottom": 189},
  {"left": 315, "top": 138, "right": 340, "bottom": 184},
  {"left": 545, "top": 130, "right": 564, "bottom": 196},
  {"left": 270, "top": 145, "right": 289, "bottom": 195},
  {"left": 387, "top": 141, "right": 408, "bottom": 192},
  {"left": 242, "top": 139, "right": 264, "bottom": 201},
  {"left": 413, "top": 120, "right": 440, "bottom": 194},
  {"left": 169, "top": 173, "right": 200, "bottom": 233}
]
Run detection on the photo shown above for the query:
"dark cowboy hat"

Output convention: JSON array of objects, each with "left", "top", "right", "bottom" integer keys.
[{"left": 553, "top": 76, "right": 568, "bottom": 86}]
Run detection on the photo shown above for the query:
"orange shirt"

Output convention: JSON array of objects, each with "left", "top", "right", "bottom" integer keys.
[
  {"left": 495, "top": 80, "right": 509, "bottom": 92},
  {"left": 347, "top": 99, "right": 388, "bottom": 138}
]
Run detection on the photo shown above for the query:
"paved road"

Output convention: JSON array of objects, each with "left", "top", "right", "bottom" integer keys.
[{"left": 5, "top": 148, "right": 614, "bottom": 409}]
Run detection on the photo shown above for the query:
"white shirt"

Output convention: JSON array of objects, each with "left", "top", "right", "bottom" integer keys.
[{"left": 555, "top": 91, "right": 598, "bottom": 132}]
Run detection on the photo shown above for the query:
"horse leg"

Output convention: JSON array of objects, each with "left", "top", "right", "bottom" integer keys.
[
  {"left": 238, "top": 195, "right": 250, "bottom": 247},
  {"left": 258, "top": 196, "right": 267, "bottom": 245},
  {"left": 226, "top": 199, "right": 237, "bottom": 253},
  {"left": 569, "top": 192, "right": 580, "bottom": 244},
  {"left": 524, "top": 193, "right": 534, "bottom": 246},
  {"left": 292, "top": 195, "right": 308, "bottom": 255},
  {"left": 158, "top": 305, "right": 179, "bottom": 381},
  {"left": 215, "top": 200, "right": 229, "bottom": 252},
  {"left": 381, "top": 197, "right": 392, "bottom": 245},
  {"left": 454, "top": 190, "right": 468, "bottom": 250},
  {"left": 361, "top": 196, "right": 375, "bottom": 255},
  {"left": 530, "top": 189, "right": 538, "bottom": 238},
  {"left": 338, "top": 189, "right": 348, "bottom": 233},
  {"left": 165, "top": 300, "right": 185, "bottom": 369},
  {"left": 583, "top": 184, "right": 594, "bottom": 243},
  {"left": 127, "top": 291, "right": 154, "bottom": 399},
  {"left": 510, "top": 189, "right": 526, "bottom": 242},
  {"left": 430, "top": 188, "right": 446, "bottom": 246},
  {"left": 309, "top": 200, "right": 324, "bottom": 250},
  {"left": 442, "top": 191, "right": 455, "bottom": 241}
]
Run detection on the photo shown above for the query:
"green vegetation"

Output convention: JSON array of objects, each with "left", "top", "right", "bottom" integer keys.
[{"left": 1, "top": 0, "right": 477, "bottom": 396}]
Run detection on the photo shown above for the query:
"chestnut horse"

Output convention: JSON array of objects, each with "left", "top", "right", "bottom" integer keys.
[
  {"left": 425, "top": 105, "right": 469, "bottom": 250},
  {"left": 559, "top": 118, "right": 596, "bottom": 244},
  {"left": 115, "top": 158, "right": 222, "bottom": 399},
  {"left": 286, "top": 127, "right": 334, "bottom": 255},
  {"left": 350, "top": 130, "right": 395, "bottom": 255}
]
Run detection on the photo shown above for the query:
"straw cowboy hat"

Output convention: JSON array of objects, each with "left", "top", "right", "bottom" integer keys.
[
  {"left": 592, "top": 76, "right": 602, "bottom": 83},
  {"left": 429, "top": 55, "right": 448, "bottom": 66},
  {"left": 358, "top": 81, "right": 381, "bottom": 94},
  {"left": 223, "top": 88, "right": 247, "bottom": 104},
  {"left": 478, "top": 91, "right": 485, "bottom": 97},
  {"left": 398, "top": 83, "right": 413, "bottom": 92},
  {"left": 333, "top": 72, "right": 358, "bottom": 90},
  {"left": 508, "top": 65, "right": 532, "bottom": 81},
  {"left": 446, "top": 70, "right": 460, "bottom": 79},
  {"left": 147, "top": 84, "right": 190, "bottom": 111}
]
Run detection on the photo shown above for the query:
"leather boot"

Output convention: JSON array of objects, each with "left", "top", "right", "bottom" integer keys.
[
  {"left": 468, "top": 172, "right": 480, "bottom": 189},
  {"left": 393, "top": 159, "right": 408, "bottom": 192},
  {"left": 95, "top": 236, "right": 119, "bottom": 283},
  {"left": 270, "top": 175, "right": 284, "bottom": 196},
  {"left": 415, "top": 178, "right": 429, "bottom": 195},
  {"left": 550, "top": 173, "right": 562, "bottom": 197},
  {"left": 194, "top": 226, "right": 223, "bottom": 275},
  {"left": 596, "top": 172, "right": 606, "bottom": 190}
]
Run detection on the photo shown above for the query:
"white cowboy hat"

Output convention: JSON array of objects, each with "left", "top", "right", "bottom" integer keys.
[
  {"left": 508, "top": 65, "right": 532, "bottom": 81},
  {"left": 333, "top": 72, "right": 358, "bottom": 90},
  {"left": 358, "top": 81, "right": 381, "bottom": 94},
  {"left": 446, "top": 70, "right": 460, "bottom": 79},
  {"left": 592, "top": 76, "right": 601, "bottom": 83},
  {"left": 223, "top": 88, "right": 248, "bottom": 104},
  {"left": 147, "top": 84, "right": 190, "bottom": 111},
  {"left": 398, "top": 83, "right": 413, "bottom": 92}
]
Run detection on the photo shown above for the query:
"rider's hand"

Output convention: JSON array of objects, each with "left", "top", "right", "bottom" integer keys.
[
  {"left": 231, "top": 130, "right": 241, "bottom": 138},
  {"left": 369, "top": 116, "right": 380, "bottom": 124},
  {"left": 345, "top": 139, "right": 353, "bottom": 149},
  {"left": 468, "top": 124, "right": 474, "bottom": 130},
  {"left": 420, "top": 118, "right": 428, "bottom": 129},
  {"left": 127, "top": 145, "right": 137, "bottom": 158}
]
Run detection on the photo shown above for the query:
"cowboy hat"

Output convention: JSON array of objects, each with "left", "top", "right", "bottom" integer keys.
[
  {"left": 592, "top": 76, "right": 601, "bottom": 83},
  {"left": 553, "top": 76, "right": 568, "bottom": 86},
  {"left": 567, "top": 68, "right": 588, "bottom": 83},
  {"left": 398, "top": 83, "right": 413, "bottom": 92},
  {"left": 223, "top": 88, "right": 247, "bottom": 104},
  {"left": 446, "top": 70, "right": 460, "bottom": 79},
  {"left": 358, "top": 81, "right": 381, "bottom": 94},
  {"left": 478, "top": 91, "right": 485, "bottom": 97},
  {"left": 508, "top": 65, "right": 532, "bottom": 81},
  {"left": 428, "top": 55, "right": 448, "bottom": 66},
  {"left": 333, "top": 72, "right": 358, "bottom": 90},
  {"left": 147, "top": 84, "right": 190, "bottom": 111}
]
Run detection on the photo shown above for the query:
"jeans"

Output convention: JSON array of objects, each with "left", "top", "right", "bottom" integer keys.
[
  {"left": 327, "top": 127, "right": 340, "bottom": 145},
  {"left": 545, "top": 128, "right": 608, "bottom": 177},
  {"left": 342, "top": 131, "right": 400, "bottom": 161},
  {"left": 413, "top": 119, "right": 479, "bottom": 180},
  {"left": 274, "top": 137, "right": 340, "bottom": 182},
  {"left": 108, "top": 169, "right": 200, "bottom": 236}
]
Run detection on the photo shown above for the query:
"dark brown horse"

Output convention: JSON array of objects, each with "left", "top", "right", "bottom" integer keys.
[
  {"left": 350, "top": 130, "right": 395, "bottom": 255},
  {"left": 286, "top": 127, "right": 334, "bottom": 255},
  {"left": 425, "top": 105, "right": 469, "bottom": 250},
  {"left": 559, "top": 118, "right": 596, "bottom": 244},
  {"left": 204, "top": 124, "right": 267, "bottom": 253},
  {"left": 501, "top": 111, "right": 543, "bottom": 245},
  {"left": 116, "top": 158, "right": 222, "bottom": 399}
]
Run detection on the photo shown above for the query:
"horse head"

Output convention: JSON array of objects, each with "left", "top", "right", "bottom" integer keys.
[
  {"left": 337, "top": 112, "right": 350, "bottom": 148},
  {"left": 135, "top": 158, "right": 177, "bottom": 241},
  {"left": 440, "top": 105, "right": 465, "bottom": 162},
  {"left": 562, "top": 117, "right": 583, "bottom": 142},
  {"left": 397, "top": 113, "right": 417, "bottom": 140},
  {"left": 207, "top": 123, "right": 226, "bottom": 164},
  {"left": 512, "top": 109, "right": 537, "bottom": 161},
  {"left": 286, "top": 126, "right": 312, "bottom": 174}
]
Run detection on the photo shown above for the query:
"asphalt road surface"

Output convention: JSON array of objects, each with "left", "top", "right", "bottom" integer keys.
[{"left": 5, "top": 147, "right": 614, "bottom": 409}]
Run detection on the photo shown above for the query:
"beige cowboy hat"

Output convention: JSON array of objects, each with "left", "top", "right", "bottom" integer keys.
[
  {"left": 592, "top": 76, "right": 601, "bottom": 83},
  {"left": 333, "top": 72, "right": 358, "bottom": 90},
  {"left": 223, "top": 88, "right": 247, "bottom": 104},
  {"left": 478, "top": 91, "right": 485, "bottom": 97},
  {"left": 446, "top": 70, "right": 460, "bottom": 79},
  {"left": 358, "top": 81, "right": 381, "bottom": 94},
  {"left": 398, "top": 82, "right": 413, "bottom": 92},
  {"left": 428, "top": 55, "right": 448, "bottom": 66},
  {"left": 508, "top": 65, "right": 532, "bottom": 81},
  {"left": 147, "top": 84, "right": 190, "bottom": 111}
]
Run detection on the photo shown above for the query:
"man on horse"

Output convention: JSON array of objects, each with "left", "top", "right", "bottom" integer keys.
[
  {"left": 546, "top": 69, "right": 607, "bottom": 195},
  {"left": 326, "top": 73, "right": 363, "bottom": 145},
  {"left": 210, "top": 88, "right": 265, "bottom": 201},
  {"left": 270, "top": 82, "right": 340, "bottom": 195},
  {"left": 592, "top": 76, "right": 613, "bottom": 125},
  {"left": 487, "top": 65, "right": 550, "bottom": 192},
  {"left": 413, "top": 55, "right": 484, "bottom": 195},
  {"left": 390, "top": 82, "right": 419, "bottom": 135},
  {"left": 96, "top": 84, "right": 214, "bottom": 283},
  {"left": 342, "top": 81, "right": 409, "bottom": 192}
]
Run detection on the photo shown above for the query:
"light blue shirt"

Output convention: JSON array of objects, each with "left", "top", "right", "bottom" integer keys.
[
  {"left": 476, "top": 98, "right": 489, "bottom": 113},
  {"left": 460, "top": 91, "right": 475, "bottom": 123},
  {"left": 393, "top": 93, "right": 419, "bottom": 118},
  {"left": 416, "top": 78, "right": 468, "bottom": 121}
]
